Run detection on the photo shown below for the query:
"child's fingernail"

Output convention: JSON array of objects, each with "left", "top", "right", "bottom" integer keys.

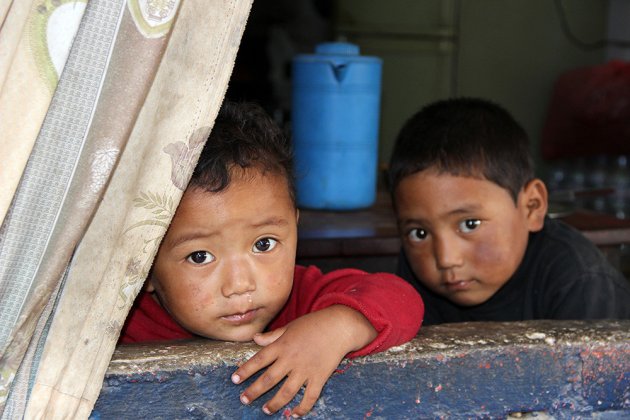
[
  {"left": 262, "top": 405, "right": 272, "bottom": 415},
  {"left": 231, "top": 374, "right": 240, "bottom": 384},
  {"left": 240, "top": 394, "right": 249, "bottom": 405}
]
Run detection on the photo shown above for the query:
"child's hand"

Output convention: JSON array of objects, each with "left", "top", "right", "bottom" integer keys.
[{"left": 231, "top": 305, "right": 376, "bottom": 417}]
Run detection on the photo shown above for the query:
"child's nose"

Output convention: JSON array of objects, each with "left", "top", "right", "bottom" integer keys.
[
  {"left": 220, "top": 259, "right": 256, "bottom": 297},
  {"left": 433, "top": 234, "right": 464, "bottom": 270}
]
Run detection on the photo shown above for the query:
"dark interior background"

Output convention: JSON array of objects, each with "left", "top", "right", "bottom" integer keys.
[{"left": 225, "top": 0, "right": 630, "bottom": 274}]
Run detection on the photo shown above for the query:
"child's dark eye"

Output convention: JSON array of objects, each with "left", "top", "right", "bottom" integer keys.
[
  {"left": 407, "top": 228, "right": 428, "bottom": 242},
  {"left": 187, "top": 251, "right": 215, "bottom": 265},
  {"left": 253, "top": 238, "right": 278, "bottom": 253},
  {"left": 459, "top": 219, "right": 481, "bottom": 233}
]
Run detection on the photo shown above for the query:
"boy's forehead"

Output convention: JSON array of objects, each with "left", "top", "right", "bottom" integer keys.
[
  {"left": 165, "top": 175, "right": 297, "bottom": 246},
  {"left": 401, "top": 163, "right": 516, "bottom": 193},
  {"left": 394, "top": 170, "right": 515, "bottom": 214},
  {"left": 396, "top": 168, "right": 487, "bottom": 194},
  {"left": 180, "top": 170, "right": 296, "bottom": 218}
]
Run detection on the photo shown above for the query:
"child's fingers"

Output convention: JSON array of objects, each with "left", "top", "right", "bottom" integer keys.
[
  {"left": 252, "top": 327, "right": 285, "bottom": 347},
  {"left": 287, "top": 380, "right": 325, "bottom": 418},
  {"left": 261, "top": 374, "right": 308, "bottom": 415},
  {"left": 240, "top": 363, "right": 288, "bottom": 407},
  {"left": 231, "top": 347, "right": 275, "bottom": 385}
]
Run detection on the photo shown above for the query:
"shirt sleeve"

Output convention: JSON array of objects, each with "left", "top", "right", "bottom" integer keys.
[
  {"left": 119, "top": 292, "right": 194, "bottom": 343},
  {"left": 268, "top": 265, "right": 424, "bottom": 358}
]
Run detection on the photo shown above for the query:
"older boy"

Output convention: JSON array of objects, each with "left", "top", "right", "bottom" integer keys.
[
  {"left": 388, "top": 97, "right": 630, "bottom": 325},
  {"left": 120, "top": 101, "right": 424, "bottom": 416}
]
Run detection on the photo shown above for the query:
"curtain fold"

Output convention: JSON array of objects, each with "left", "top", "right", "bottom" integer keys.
[
  {"left": 0, "top": 0, "right": 85, "bottom": 227},
  {"left": 0, "top": 0, "right": 253, "bottom": 418}
]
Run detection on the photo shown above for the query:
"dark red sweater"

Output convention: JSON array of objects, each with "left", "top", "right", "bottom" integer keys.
[{"left": 120, "top": 265, "right": 424, "bottom": 357}]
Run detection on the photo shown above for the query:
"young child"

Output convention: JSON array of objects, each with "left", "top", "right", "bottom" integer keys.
[
  {"left": 120, "top": 101, "right": 424, "bottom": 417},
  {"left": 388, "top": 97, "right": 630, "bottom": 325}
]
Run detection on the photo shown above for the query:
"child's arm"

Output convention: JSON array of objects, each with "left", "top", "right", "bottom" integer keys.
[{"left": 231, "top": 265, "right": 424, "bottom": 416}]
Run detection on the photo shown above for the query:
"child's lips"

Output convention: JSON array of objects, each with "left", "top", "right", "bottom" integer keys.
[
  {"left": 444, "top": 279, "right": 473, "bottom": 291},
  {"left": 222, "top": 308, "right": 258, "bottom": 324}
]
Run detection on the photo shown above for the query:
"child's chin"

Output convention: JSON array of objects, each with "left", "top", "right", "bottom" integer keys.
[
  {"left": 204, "top": 329, "right": 260, "bottom": 343},
  {"left": 449, "top": 293, "right": 488, "bottom": 307}
]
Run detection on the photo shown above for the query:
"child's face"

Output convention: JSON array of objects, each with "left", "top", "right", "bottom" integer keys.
[
  {"left": 394, "top": 169, "right": 545, "bottom": 307},
  {"left": 147, "top": 169, "right": 298, "bottom": 342}
]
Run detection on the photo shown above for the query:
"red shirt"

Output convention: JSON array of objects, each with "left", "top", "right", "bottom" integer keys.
[{"left": 120, "top": 265, "right": 424, "bottom": 357}]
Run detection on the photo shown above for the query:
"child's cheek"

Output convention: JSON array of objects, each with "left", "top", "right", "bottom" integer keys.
[
  {"left": 272, "top": 267, "right": 294, "bottom": 299},
  {"left": 189, "top": 287, "right": 215, "bottom": 311},
  {"left": 409, "top": 249, "right": 436, "bottom": 279},
  {"left": 473, "top": 241, "right": 503, "bottom": 265},
  {"left": 472, "top": 229, "right": 513, "bottom": 269}
]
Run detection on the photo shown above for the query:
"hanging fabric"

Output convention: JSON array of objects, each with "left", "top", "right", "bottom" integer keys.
[{"left": 0, "top": 0, "right": 253, "bottom": 418}]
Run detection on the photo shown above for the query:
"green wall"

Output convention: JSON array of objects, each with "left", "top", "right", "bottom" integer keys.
[
  {"left": 457, "top": 0, "right": 606, "bottom": 174},
  {"left": 335, "top": 0, "right": 608, "bottom": 175}
]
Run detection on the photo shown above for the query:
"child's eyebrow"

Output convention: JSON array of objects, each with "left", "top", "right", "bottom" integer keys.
[
  {"left": 249, "top": 217, "right": 290, "bottom": 229},
  {"left": 398, "top": 204, "right": 483, "bottom": 227},
  {"left": 166, "top": 217, "right": 291, "bottom": 249},
  {"left": 446, "top": 204, "right": 482, "bottom": 215},
  {"left": 398, "top": 217, "right": 427, "bottom": 229},
  {"left": 166, "top": 231, "right": 217, "bottom": 249}
]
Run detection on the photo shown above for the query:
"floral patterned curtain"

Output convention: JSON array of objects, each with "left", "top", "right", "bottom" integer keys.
[{"left": 0, "top": 0, "right": 252, "bottom": 417}]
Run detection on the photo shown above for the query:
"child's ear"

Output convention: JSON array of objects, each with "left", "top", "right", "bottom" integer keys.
[
  {"left": 520, "top": 178, "right": 548, "bottom": 232},
  {"left": 145, "top": 273, "right": 156, "bottom": 293}
]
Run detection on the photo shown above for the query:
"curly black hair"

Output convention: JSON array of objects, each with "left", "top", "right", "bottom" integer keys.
[{"left": 190, "top": 101, "right": 295, "bottom": 204}]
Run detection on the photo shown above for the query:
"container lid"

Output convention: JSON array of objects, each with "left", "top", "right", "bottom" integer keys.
[
  {"left": 315, "top": 42, "right": 360, "bottom": 56},
  {"left": 293, "top": 41, "right": 381, "bottom": 65}
]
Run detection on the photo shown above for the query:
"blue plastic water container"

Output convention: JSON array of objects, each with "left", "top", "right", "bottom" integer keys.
[{"left": 292, "top": 42, "right": 382, "bottom": 210}]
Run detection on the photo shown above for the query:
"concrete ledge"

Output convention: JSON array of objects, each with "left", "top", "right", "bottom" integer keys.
[{"left": 92, "top": 320, "right": 630, "bottom": 418}]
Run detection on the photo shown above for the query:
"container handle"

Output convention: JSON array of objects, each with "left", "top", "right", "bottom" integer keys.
[{"left": 331, "top": 63, "right": 349, "bottom": 83}]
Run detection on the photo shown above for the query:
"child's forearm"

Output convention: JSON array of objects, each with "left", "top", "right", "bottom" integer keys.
[{"left": 320, "top": 304, "right": 378, "bottom": 354}]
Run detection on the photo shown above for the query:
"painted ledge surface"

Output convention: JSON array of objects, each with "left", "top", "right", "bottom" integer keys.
[{"left": 92, "top": 320, "right": 630, "bottom": 419}]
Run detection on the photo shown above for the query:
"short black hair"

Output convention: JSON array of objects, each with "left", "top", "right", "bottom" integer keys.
[
  {"left": 190, "top": 100, "right": 295, "bottom": 204},
  {"left": 388, "top": 97, "right": 533, "bottom": 203}
]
